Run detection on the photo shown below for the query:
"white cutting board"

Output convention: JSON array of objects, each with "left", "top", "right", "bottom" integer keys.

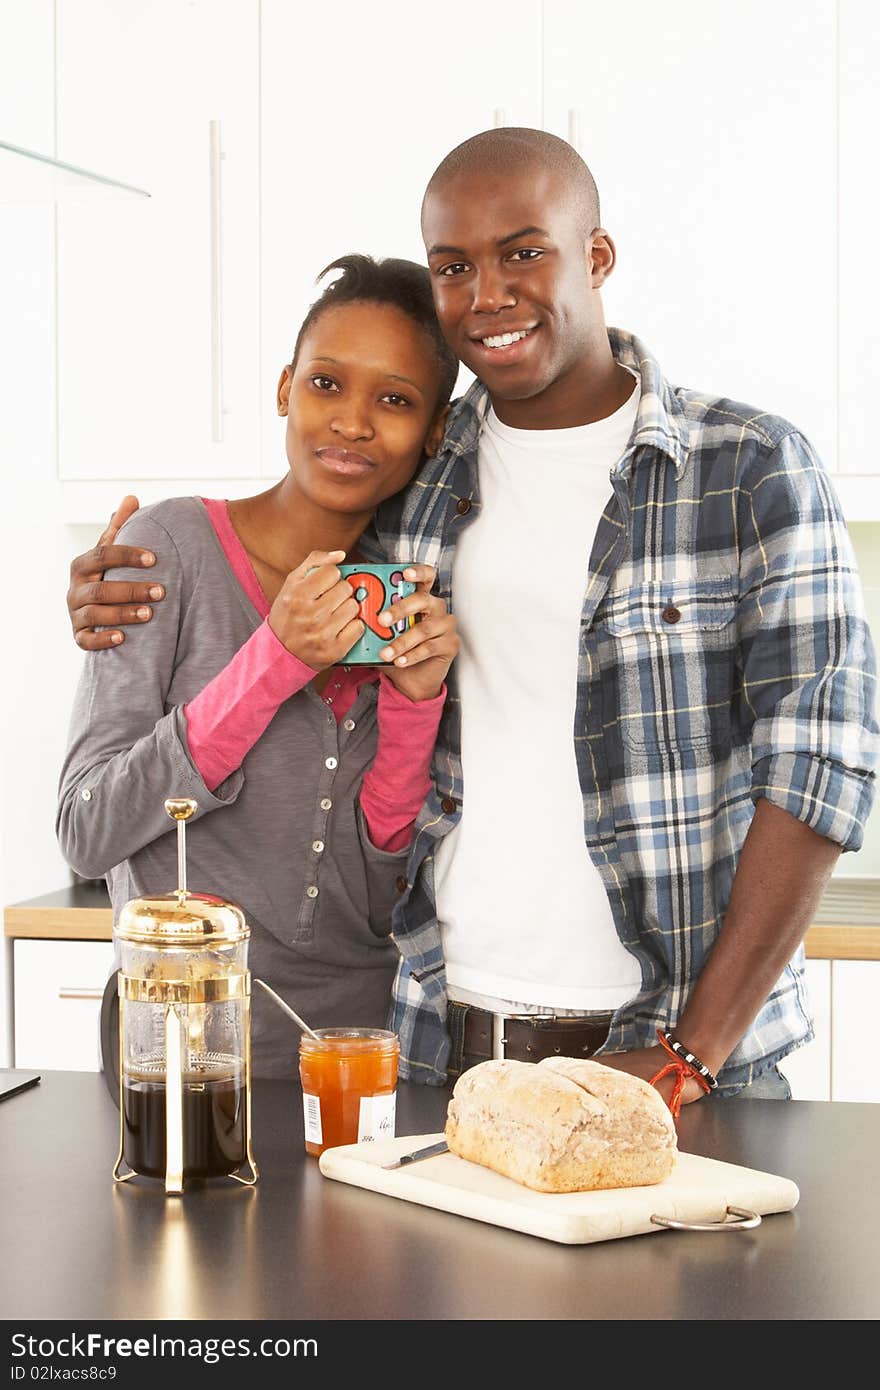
[{"left": 319, "top": 1132, "right": 799, "bottom": 1245}]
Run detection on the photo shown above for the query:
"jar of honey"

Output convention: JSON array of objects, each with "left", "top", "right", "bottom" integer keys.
[{"left": 298, "top": 1028, "right": 399, "bottom": 1156}]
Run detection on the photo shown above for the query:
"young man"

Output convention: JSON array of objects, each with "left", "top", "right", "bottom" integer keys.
[{"left": 66, "top": 129, "right": 878, "bottom": 1102}]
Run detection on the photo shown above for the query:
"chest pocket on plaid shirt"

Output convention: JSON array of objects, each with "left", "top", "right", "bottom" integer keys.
[{"left": 599, "top": 584, "right": 737, "bottom": 753}]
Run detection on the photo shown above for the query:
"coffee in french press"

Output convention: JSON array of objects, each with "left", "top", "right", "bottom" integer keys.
[{"left": 112, "top": 798, "right": 258, "bottom": 1192}]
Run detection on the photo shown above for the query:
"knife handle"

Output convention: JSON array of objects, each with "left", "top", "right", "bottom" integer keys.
[{"left": 384, "top": 1140, "right": 449, "bottom": 1169}]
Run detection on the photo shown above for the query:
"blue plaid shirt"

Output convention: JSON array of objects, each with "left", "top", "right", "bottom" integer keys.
[{"left": 366, "top": 328, "right": 878, "bottom": 1092}]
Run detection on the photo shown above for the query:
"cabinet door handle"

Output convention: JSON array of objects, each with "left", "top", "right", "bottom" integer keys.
[
  {"left": 209, "top": 119, "right": 225, "bottom": 444},
  {"left": 567, "top": 109, "right": 581, "bottom": 153},
  {"left": 58, "top": 988, "right": 104, "bottom": 1000}
]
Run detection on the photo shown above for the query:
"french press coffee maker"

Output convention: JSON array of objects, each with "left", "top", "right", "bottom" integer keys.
[{"left": 112, "top": 798, "right": 258, "bottom": 1192}]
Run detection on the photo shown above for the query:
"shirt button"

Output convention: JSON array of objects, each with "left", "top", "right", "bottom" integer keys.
[
  {"left": 441, "top": 797, "right": 457, "bottom": 814},
  {"left": 81, "top": 788, "right": 92, "bottom": 802},
  {"left": 343, "top": 718, "right": 356, "bottom": 731},
  {"left": 396, "top": 876, "right": 408, "bottom": 894},
  {"left": 456, "top": 498, "right": 472, "bottom": 516},
  {"left": 320, "top": 797, "right": 332, "bottom": 811},
  {"left": 306, "top": 885, "right": 319, "bottom": 899},
  {"left": 325, "top": 756, "right": 338, "bottom": 770},
  {"left": 661, "top": 606, "right": 681, "bottom": 625},
  {"left": 312, "top": 840, "right": 325, "bottom": 853}
]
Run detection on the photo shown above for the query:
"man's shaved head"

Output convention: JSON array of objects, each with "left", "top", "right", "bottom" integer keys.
[
  {"left": 420, "top": 125, "right": 626, "bottom": 428},
  {"left": 422, "top": 127, "right": 600, "bottom": 240}
]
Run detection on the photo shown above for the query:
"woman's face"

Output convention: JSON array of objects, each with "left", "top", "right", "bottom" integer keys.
[{"left": 279, "top": 301, "right": 447, "bottom": 514}]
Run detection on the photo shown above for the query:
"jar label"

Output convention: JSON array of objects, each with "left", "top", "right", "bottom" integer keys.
[
  {"left": 357, "top": 1091, "right": 397, "bottom": 1143},
  {"left": 303, "top": 1091, "right": 322, "bottom": 1146}
]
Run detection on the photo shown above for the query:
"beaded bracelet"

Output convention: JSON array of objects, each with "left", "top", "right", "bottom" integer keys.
[
  {"left": 649, "top": 1028, "right": 717, "bottom": 1118},
  {"left": 659, "top": 1029, "right": 718, "bottom": 1091}
]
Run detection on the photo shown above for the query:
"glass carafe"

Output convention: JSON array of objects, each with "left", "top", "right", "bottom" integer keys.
[{"left": 112, "top": 799, "right": 258, "bottom": 1192}]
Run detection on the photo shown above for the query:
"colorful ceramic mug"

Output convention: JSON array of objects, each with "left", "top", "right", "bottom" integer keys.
[{"left": 339, "top": 563, "right": 417, "bottom": 665}]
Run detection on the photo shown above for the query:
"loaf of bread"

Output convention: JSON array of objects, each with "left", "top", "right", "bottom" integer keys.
[{"left": 445, "top": 1056, "right": 677, "bottom": 1193}]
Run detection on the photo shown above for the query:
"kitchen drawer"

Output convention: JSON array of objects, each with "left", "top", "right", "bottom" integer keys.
[{"left": 14, "top": 939, "right": 115, "bottom": 1071}]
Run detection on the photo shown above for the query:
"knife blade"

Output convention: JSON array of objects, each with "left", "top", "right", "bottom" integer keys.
[{"left": 381, "top": 1140, "right": 449, "bottom": 1169}]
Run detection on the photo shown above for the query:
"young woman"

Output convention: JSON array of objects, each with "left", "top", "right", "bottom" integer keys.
[{"left": 57, "top": 255, "right": 460, "bottom": 1077}]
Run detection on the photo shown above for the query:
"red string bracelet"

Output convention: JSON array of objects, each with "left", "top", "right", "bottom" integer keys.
[{"left": 649, "top": 1027, "right": 713, "bottom": 1118}]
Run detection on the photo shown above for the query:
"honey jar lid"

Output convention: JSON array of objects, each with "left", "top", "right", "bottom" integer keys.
[
  {"left": 299, "top": 1028, "right": 400, "bottom": 1057},
  {"left": 115, "top": 797, "right": 249, "bottom": 945}
]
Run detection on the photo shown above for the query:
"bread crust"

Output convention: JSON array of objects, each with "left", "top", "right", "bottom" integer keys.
[{"left": 445, "top": 1057, "right": 677, "bottom": 1193}]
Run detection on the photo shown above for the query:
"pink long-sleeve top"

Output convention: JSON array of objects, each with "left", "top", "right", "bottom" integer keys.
[{"left": 183, "top": 498, "right": 444, "bottom": 853}]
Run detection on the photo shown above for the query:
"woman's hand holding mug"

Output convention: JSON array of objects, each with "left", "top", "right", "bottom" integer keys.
[
  {"left": 377, "top": 564, "right": 459, "bottom": 702},
  {"left": 268, "top": 550, "right": 365, "bottom": 670}
]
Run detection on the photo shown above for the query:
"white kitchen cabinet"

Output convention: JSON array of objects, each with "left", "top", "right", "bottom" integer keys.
[
  {"left": 55, "top": 1, "right": 260, "bottom": 485},
  {"left": 781, "top": 959, "right": 880, "bottom": 1103},
  {"left": 831, "top": 960, "right": 880, "bottom": 1102},
  {"left": 258, "top": 0, "right": 542, "bottom": 475},
  {"left": 779, "top": 960, "right": 832, "bottom": 1101},
  {"left": 542, "top": 0, "right": 838, "bottom": 472},
  {"left": 14, "top": 939, "right": 115, "bottom": 1072},
  {"left": 46, "top": 1, "right": 880, "bottom": 517}
]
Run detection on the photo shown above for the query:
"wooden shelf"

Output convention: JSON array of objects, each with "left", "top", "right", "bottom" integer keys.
[
  {"left": 4, "top": 885, "right": 112, "bottom": 941},
  {"left": 804, "top": 926, "right": 880, "bottom": 961}
]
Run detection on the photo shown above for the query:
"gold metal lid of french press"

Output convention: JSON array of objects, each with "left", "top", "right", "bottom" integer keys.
[{"left": 115, "top": 799, "right": 249, "bottom": 945}]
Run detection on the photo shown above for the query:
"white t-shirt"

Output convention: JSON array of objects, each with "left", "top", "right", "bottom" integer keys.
[{"left": 435, "top": 379, "right": 643, "bottom": 1014}]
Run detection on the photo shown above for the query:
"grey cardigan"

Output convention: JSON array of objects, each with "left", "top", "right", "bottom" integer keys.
[{"left": 57, "top": 498, "right": 407, "bottom": 1077}]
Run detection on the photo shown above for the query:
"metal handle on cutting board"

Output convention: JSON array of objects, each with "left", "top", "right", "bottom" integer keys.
[{"left": 650, "top": 1205, "right": 761, "bottom": 1233}]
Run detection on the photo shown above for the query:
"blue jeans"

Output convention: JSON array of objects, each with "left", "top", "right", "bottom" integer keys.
[{"left": 713, "top": 1065, "right": 792, "bottom": 1100}]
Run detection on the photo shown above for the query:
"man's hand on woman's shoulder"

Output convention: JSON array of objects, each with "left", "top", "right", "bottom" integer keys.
[{"left": 67, "top": 495, "right": 165, "bottom": 650}]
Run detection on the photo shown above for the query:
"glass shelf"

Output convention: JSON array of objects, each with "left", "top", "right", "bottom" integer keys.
[{"left": 0, "top": 140, "right": 150, "bottom": 203}]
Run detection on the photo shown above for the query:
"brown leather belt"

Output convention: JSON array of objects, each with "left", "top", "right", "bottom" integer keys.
[{"left": 449, "top": 1001, "right": 613, "bottom": 1070}]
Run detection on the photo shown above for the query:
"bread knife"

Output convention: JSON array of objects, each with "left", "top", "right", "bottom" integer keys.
[{"left": 381, "top": 1140, "right": 449, "bottom": 1169}]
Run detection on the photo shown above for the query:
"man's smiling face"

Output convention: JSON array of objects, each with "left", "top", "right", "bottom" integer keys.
[{"left": 422, "top": 166, "right": 608, "bottom": 413}]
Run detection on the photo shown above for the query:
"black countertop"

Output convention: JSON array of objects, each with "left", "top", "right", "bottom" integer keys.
[{"left": 1, "top": 1071, "right": 878, "bottom": 1321}]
